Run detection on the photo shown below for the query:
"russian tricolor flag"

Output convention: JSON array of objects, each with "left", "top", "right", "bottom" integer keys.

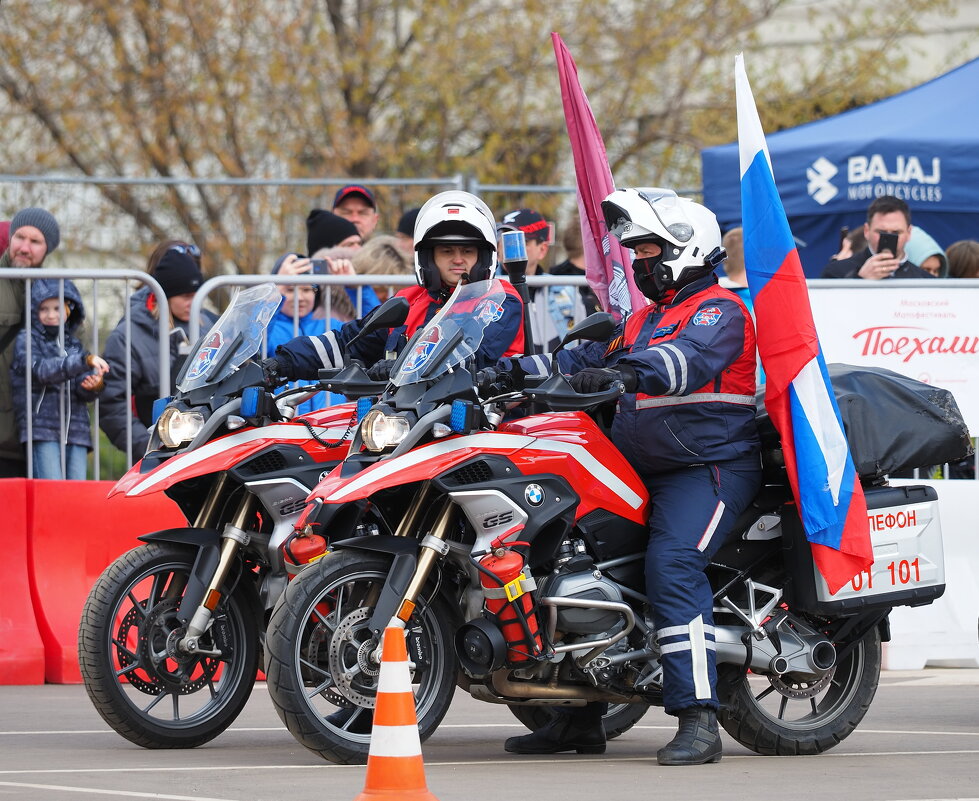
[{"left": 735, "top": 54, "right": 872, "bottom": 594}]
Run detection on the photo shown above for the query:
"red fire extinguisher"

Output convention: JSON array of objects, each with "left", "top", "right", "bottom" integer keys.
[{"left": 478, "top": 542, "right": 542, "bottom": 663}]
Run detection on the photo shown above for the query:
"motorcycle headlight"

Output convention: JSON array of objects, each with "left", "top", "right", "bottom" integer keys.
[
  {"left": 157, "top": 407, "right": 206, "bottom": 449},
  {"left": 361, "top": 409, "right": 410, "bottom": 452}
]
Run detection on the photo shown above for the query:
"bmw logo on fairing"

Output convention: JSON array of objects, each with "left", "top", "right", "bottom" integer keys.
[{"left": 525, "top": 484, "right": 545, "bottom": 506}]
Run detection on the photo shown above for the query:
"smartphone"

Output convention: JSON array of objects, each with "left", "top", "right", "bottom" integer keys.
[{"left": 877, "top": 232, "right": 899, "bottom": 257}]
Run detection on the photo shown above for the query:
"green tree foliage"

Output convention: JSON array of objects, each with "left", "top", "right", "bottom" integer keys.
[{"left": 0, "top": 0, "right": 953, "bottom": 271}]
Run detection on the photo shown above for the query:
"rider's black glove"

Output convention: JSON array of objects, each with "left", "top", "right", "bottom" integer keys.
[
  {"left": 494, "top": 357, "right": 528, "bottom": 391},
  {"left": 260, "top": 357, "right": 286, "bottom": 388},
  {"left": 366, "top": 359, "right": 396, "bottom": 382},
  {"left": 569, "top": 365, "right": 637, "bottom": 394}
]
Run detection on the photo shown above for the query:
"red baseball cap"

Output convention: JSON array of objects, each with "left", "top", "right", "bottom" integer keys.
[{"left": 332, "top": 184, "right": 376, "bottom": 209}]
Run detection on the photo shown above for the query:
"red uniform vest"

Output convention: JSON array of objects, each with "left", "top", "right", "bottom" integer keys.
[{"left": 622, "top": 284, "right": 756, "bottom": 408}]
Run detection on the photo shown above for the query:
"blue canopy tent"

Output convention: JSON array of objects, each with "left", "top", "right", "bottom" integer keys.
[{"left": 701, "top": 57, "right": 979, "bottom": 276}]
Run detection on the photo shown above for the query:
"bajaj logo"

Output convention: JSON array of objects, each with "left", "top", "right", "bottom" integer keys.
[{"left": 807, "top": 157, "right": 838, "bottom": 205}]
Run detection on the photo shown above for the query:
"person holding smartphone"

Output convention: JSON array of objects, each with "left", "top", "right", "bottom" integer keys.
[{"left": 821, "top": 195, "right": 935, "bottom": 280}]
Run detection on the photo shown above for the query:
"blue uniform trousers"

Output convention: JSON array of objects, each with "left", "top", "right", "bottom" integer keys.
[{"left": 644, "top": 456, "right": 762, "bottom": 714}]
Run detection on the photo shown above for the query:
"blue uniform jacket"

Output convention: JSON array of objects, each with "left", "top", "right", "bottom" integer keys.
[
  {"left": 553, "top": 276, "right": 760, "bottom": 476},
  {"left": 274, "top": 283, "right": 524, "bottom": 379}
]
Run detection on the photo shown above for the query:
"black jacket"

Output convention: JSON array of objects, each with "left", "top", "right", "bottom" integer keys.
[
  {"left": 100, "top": 286, "right": 216, "bottom": 461},
  {"left": 821, "top": 248, "right": 935, "bottom": 279}
]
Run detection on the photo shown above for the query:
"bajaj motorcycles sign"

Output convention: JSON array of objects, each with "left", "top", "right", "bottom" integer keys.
[{"left": 807, "top": 154, "right": 942, "bottom": 206}]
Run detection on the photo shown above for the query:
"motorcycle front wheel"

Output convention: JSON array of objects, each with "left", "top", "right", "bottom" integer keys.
[
  {"left": 77, "top": 542, "right": 260, "bottom": 749},
  {"left": 265, "top": 550, "right": 457, "bottom": 764},
  {"left": 717, "top": 625, "right": 882, "bottom": 755}
]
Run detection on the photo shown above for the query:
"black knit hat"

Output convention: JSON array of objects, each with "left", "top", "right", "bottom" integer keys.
[
  {"left": 397, "top": 207, "right": 421, "bottom": 238},
  {"left": 306, "top": 208, "right": 360, "bottom": 255},
  {"left": 10, "top": 207, "right": 60, "bottom": 253},
  {"left": 153, "top": 248, "right": 203, "bottom": 298}
]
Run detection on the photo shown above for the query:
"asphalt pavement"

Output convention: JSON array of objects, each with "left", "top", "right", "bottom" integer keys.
[{"left": 1, "top": 669, "right": 977, "bottom": 801}]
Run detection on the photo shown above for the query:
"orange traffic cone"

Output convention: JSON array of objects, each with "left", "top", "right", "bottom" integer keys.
[{"left": 353, "top": 621, "right": 440, "bottom": 801}]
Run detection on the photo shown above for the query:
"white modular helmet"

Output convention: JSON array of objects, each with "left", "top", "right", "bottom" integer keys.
[
  {"left": 413, "top": 190, "right": 498, "bottom": 297},
  {"left": 601, "top": 188, "right": 725, "bottom": 301}
]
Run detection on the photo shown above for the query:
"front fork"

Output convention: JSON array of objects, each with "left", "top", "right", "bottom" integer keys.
[
  {"left": 367, "top": 484, "right": 455, "bottom": 635},
  {"left": 177, "top": 475, "right": 257, "bottom": 657}
]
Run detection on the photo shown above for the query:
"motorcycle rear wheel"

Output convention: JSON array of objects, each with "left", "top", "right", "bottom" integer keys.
[
  {"left": 77, "top": 542, "right": 259, "bottom": 749},
  {"left": 717, "top": 626, "right": 882, "bottom": 755},
  {"left": 265, "top": 550, "right": 457, "bottom": 764},
  {"left": 507, "top": 701, "right": 650, "bottom": 740}
]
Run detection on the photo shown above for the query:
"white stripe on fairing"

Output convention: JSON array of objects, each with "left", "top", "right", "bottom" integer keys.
[
  {"left": 127, "top": 425, "right": 348, "bottom": 496},
  {"left": 367, "top": 725, "right": 424, "bottom": 757},
  {"left": 689, "top": 614, "right": 711, "bottom": 700},
  {"left": 326, "top": 433, "right": 534, "bottom": 501},
  {"left": 326, "top": 432, "right": 645, "bottom": 510},
  {"left": 377, "top": 664, "right": 411, "bottom": 693},
  {"left": 697, "top": 500, "right": 726, "bottom": 552},
  {"left": 660, "top": 343, "right": 688, "bottom": 394}
]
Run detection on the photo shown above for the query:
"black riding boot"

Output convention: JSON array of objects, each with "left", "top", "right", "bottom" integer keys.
[
  {"left": 656, "top": 707, "right": 722, "bottom": 766},
  {"left": 504, "top": 703, "right": 606, "bottom": 755}
]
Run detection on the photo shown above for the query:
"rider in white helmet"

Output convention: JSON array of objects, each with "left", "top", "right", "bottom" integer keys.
[
  {"left": 500, "top": 188, "right": 761, "bottom": 766},
  {"left": 263, "top": 190, "right": 526, "bottom": 385}
]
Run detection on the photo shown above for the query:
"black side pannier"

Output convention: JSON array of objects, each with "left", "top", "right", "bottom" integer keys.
[{"left": 756, "top": 364, "right": 973, "bottom": 480}]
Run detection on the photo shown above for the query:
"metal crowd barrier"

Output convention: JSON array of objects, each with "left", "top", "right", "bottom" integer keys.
[{"left": 0, "top": 268, "right": 169, "bottom": 479}]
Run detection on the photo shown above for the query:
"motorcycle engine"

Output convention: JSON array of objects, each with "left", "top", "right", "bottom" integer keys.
[{"left": 537, "top": 569, "right": 625, "bottom": 635}]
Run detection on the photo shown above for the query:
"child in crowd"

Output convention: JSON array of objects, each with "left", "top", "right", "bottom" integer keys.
[
  {"left": 268, "top": 254, "right": 345, "bottom": 414},
  {"left": 10, "top": 279, "right": 109, "bottom": 479}
]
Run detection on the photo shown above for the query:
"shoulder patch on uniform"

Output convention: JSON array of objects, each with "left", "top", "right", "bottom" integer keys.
[{"left": 692, "top": 307, "right": 722, "bottom": 326}]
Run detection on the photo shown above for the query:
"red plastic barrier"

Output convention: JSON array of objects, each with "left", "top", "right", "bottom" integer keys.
[
  {"left": 26, "top": 480, "right": 185, "bottom": 684},
  {"left": 0, "top": 479, "right": 46, "bottom": 685}
]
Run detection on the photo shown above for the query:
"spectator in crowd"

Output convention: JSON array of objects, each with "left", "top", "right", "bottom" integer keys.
[
  {"left": 550, "top": 212, "right": 601, "bottom": 317},
  {"left": 268, "top": 255, "right": 343, "bottom": 415},
  {"left": 10, "top": 279, "right": 108, "bottom": 479},
  {"left": 0, "top": 207, "right": 61, "bottom": 477},
  {"left": 280, "top": 209, "right": 380, "bottom": 319},
  {"left": 306, "top": 208, "right": 362, "bottom": 255},
  {"left": 946, "top": 239, "right": 979, "bottom": 278},
  {"left": 351, "top": 234, "right": 413, "bottom": 303},
  {"left": 100, "top": 242, "right": 217, "bottom": 463},
  {"left": 820, "top": 196, "right": 933, "bottom": 279},
  {"left": 718, "top": 227, "right": 751, "bottom": 306},
  {"left": 830, "top": 227, "right": 868, "bottom": 262},
  {"left": 332, "top": 184, "right": 379, "bottom": 240},
  {"left": 903, "top": 227, "right": 949, "bottom": 277},
  {"left": 498, "top": 207, "right": 564, "bottom": 350},
  {"left": 263, "top": 190, "right": 525, "bottom": 387},
  {"left": 395, "top": 207, "right": 420, "bottom": 257}
]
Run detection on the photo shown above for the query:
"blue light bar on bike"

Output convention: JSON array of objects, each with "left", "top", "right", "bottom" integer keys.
[
  {"left": 356, "top": 396, "right": 374, "bottom": 422},
  {"left": 151, "top": 396, "right": 173, "bottom": 424},
  {"left": 450, "top": 399, "right": 474, "bottom": 433}
]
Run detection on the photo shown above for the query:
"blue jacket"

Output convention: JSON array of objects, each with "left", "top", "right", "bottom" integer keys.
[
  {"left": 543, "top": 276, "right": 760, "bottom": 476},
  {"left": 275, "top": 283, "right": 525, "bottom": 379},
  {"left": 267, "top": 301, "right": 344, "bottom": 414},
  {"left": 10, "top": 279, "right": 100, "bottom": 448}
]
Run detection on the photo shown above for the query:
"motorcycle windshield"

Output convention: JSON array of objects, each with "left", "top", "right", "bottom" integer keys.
[
  {"left": 389, "top": 278, "right": 509, "bottom": 388},
  {"left": 177, "top": 283, "right": 282, "bottom": 393}
]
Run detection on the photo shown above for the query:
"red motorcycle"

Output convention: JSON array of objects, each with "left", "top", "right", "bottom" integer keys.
[
  {"left": 77, "top": 284, "right": 397, "bottom": 749},
  {"left": 264, "top": 278, "right": 947, "bottom": 764}
]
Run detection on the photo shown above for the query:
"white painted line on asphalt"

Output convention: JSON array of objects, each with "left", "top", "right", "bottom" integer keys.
[
  {"left": 0, "top": 782, "right": 237, "bottom": 800},
  {"left": 2, "top": 750, "right": 979, "bottom": 776}
]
